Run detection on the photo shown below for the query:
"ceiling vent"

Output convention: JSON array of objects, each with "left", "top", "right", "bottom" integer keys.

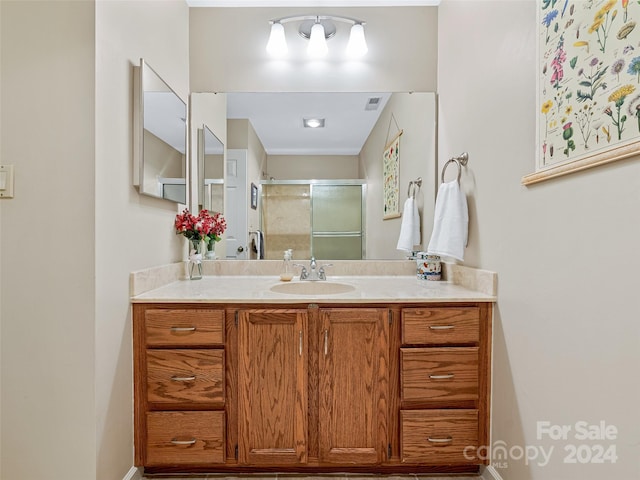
[{"left": 365, "top": 97, "right": 382, "bottom": 111}]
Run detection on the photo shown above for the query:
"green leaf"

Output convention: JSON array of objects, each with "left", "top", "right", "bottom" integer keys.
[
  {"left": 579, "top": 81, "right": 592, "bottom": 87},
  {"left": 570, "top": 56, "right": 578, "bottom": 69}
]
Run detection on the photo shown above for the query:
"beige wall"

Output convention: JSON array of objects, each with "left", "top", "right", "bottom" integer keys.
[
  {"left": 95, "top": 2, "right": 189, "bottom": 480},
  {"left": 189, "top": 6, "right": 438, "bottom": 92},
  {"left": 1, "top": 1, "right": 96, "bottom": 478},
  {"left": 0, "top": 0, "right": 195, "bottom": 479},
  {"left": 360, "top": 92, "right": 437, "bottom": 259},
  {"left": 438, "top": 1, "right": 640, "bottom": 478},
  {"left": 267, "top": 154, "right": 360, "bottom": 180}
]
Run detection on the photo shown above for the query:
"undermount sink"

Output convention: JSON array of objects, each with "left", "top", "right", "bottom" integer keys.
[{"left": 270, "top": 281, "right": 356, "bottom": 296}]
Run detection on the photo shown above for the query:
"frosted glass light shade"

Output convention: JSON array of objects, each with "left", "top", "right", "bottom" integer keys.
[
  {"left": 346, "top": 23, "right": 368, "bottom": 57},
  {"left": 266, "top": 22, "right": 288, "bottom": 57},
  {"left": 307, "top": 22, "right": 328, "bottom": 58}
]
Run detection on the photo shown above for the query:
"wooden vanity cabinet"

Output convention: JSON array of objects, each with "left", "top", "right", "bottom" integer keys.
[
  {"left": 236, "top": 307, "right": 389, "bottom": 466},
  {"left": 399, "top": 306, "right": 492, "bottom": 465},
  {"left": 134, "top": 302, "right": 491, "bottom": 474},
  {"left": 237, "top": 308, "right": 308, "bottom": 465},
  {"left": 133, "top": 307, "right": 226, "bottom": 467}
]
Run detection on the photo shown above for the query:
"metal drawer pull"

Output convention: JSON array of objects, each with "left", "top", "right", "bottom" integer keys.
[
  {"left": 429, "top": 373, "right": 455, "bottom": 379},
  {"left": 428, "top": 436, "right": 453, "bottom": 443},
  {"left": 429, "top": 325, "right": 454, "bottom": 330},
  {"left": 171, "top": 438, "right": 197, "bottom": 445},
  {"left": 299, "top": 330, "right": 303, "bottom": 357},
  {"left": 171, "top": 375, "right": 196, "bottom": 382},
  {"left": 324, "top": 329, "right": 328, "bottom": 356},
  {"left": 170, "top": 326, "right": 196, "bottom": 332}
]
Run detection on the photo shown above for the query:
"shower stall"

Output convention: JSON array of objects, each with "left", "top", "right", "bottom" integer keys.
[{"left": 260, "top": 180, "right": 366, "bottom": 260}]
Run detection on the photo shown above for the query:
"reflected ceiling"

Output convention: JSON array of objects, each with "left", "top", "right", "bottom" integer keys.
[{"left": 226, "top": 92, "right": 391, "bottom": 155}]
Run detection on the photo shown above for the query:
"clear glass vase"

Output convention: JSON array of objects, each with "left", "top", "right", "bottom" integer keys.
[
  {"left": 188, "top": 238, "right": 203, "bottom": 280},
  {"left": 205, "top": 240, "right": 216, "bottom": 260}
]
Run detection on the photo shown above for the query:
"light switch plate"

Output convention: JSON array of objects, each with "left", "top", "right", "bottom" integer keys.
[{"left": 0, "top": 165, "right": 15, "bottom": 198}]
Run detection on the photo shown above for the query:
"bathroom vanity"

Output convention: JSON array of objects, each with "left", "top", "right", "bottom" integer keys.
[{"left": 132, "top": 274, "right": 494, "bottom": 475}]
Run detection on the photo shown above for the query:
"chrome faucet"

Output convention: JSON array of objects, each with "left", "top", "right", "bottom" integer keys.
[{"left": 294, "top": 257, "right": 332, "bottom": 281}]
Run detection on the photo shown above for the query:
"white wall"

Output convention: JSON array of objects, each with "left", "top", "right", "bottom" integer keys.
[
  {"left": 1, "top": 1, "right": 96, "bottom": 478},
  {"left": 438, "top": 1, "right": 640, "bottom": 479},
  {"left": 95, "top": 2, "right": 189, "bottom": 479}
]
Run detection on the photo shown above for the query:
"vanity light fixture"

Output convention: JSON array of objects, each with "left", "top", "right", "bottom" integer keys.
[
  {"left": 303, "top": 118, "right": 325, "bottom": 128},
  {"left": 266, "top": 14, "right": 368, "bottom": 58}
]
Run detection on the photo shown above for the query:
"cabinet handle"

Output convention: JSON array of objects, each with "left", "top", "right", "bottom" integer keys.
[
  {"left": 429, "top": 373, "right": 455, "bottom": 379},
  {"left": 324, "top": 329, "right": 328, "bottom": 356},
  {"left": 171, "top": 438, "right": 197, "bottom": 445},
  {"left": 299, "top": 330, "right": 303, "bottom": 357},
  {"left": 170, "top": 326, "right": 197, "bottom": 332},
  {"left": 427, "top": 436, "right": 453, "bottom": 443},
  {"left": 171, "top": 375, "right": 196, "bottom": 382},
  {"left": 429, "top": 325, "right": 454, "bottom": 330}
]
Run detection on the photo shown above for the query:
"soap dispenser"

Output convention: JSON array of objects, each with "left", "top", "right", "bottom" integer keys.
[{"left": 280, "top": 249, "right": 293, "bottom": 282}]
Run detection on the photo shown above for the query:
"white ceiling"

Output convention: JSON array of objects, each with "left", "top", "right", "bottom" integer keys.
[{"left": 226, "top": 92, "right": 391, "bottom": 155}]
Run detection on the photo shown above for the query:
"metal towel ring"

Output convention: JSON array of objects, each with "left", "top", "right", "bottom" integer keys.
[{"left": 441, "top": 152, "right": 469, "bottom": 183}]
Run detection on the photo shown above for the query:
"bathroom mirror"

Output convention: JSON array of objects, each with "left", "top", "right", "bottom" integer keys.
[
  {"left": 133, "top": 58, "right": 187, "bottom": 204},
  {"left": 220, "top": 91, "right": 437, "bottom": 260},
  {"left": 198, "top": 124, "right": 224, "bottom": 213}
]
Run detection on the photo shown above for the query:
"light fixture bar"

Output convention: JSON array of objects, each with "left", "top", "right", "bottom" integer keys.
[
  {"left": 267, "top": 14, "right": 368, "bottom": 59},
  {"left": 269, "top": 14, "right": 366, "bottom": 27}
]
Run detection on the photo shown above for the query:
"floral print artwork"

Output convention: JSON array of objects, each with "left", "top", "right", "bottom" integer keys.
[
  {"left": 383, "top": 133, "right": 401, "bottom": 219},
  {"left": 538, "top": 0, "right": 640, "bottom": 169}
]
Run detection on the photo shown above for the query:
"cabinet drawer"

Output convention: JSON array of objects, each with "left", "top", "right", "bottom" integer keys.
[
  {"left": 402, "top": 308, "right": 479, "bottom": 345},
  {"left": 401, "top": 410, "right": 479, "bottom": 464},
  {"left": 147, "top": 349, "right": 224, "bottom": 406},
  {"left": 145, "top": 309, "right": 224, "bottom": 346},
  {"left": 401, "top": 347, "right": 478, "bottom": 402},
  {"left": 146, "top": 411, "right": 225, "bottom": 465}
]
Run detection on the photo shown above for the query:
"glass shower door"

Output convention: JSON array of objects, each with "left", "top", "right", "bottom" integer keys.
[{"left": 311, "top": 185, "right": 363, "bottom": 260}]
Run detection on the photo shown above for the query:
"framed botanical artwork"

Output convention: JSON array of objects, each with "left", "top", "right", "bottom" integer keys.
[
  {"left": 383, "top": 131, "right": 401, "bottom": 219},
  {"left": 524, "top": 0, "right": 640, "bottom": 185}
]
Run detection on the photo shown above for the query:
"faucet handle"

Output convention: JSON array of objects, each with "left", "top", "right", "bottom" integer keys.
[
  {"left": 293, "top": 263, "right": 308, "bottom": 279},
  {"left": 318, "top": 263, "right": 333, "bottom": 280}
]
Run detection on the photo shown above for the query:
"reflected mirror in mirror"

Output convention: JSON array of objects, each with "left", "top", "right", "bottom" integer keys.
[
  {"left": 133, "top": 59, "right": 187, "bottom": 204},
  {"left": 198, "top": 124, "right": 224, "bottom": 213}
]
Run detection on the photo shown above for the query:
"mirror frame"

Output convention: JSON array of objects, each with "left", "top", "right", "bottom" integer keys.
[{"left": 133, "top": 58, "right": 188, "bottom": 203}]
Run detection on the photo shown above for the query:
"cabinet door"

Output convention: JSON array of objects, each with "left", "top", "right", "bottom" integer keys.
[
  {"left": 238, "top": 309, "right": 308, "bottom": 465},
  {"left": 318, "top": 308, "right": 389, "bottom": 464}
]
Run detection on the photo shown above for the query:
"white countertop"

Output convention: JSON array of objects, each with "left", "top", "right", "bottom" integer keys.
[{"left": 131, "top": 275, "right": 496, "bottom": 304}]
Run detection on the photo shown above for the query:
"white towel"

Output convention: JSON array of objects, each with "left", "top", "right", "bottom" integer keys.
[
  {"left": 396, "top": 197, "right": 421, "bottom": 252},
  {"left": 427, "top": 180, "right": 468, "bottom": 261}
]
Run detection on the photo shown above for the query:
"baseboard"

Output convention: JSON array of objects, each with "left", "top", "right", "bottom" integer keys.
[
  {"left": 481, "top": 465, "right": 505, "bottom": 480},
  {"left": 123, "top": 466, "right": 142, "bottom": 480}
]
